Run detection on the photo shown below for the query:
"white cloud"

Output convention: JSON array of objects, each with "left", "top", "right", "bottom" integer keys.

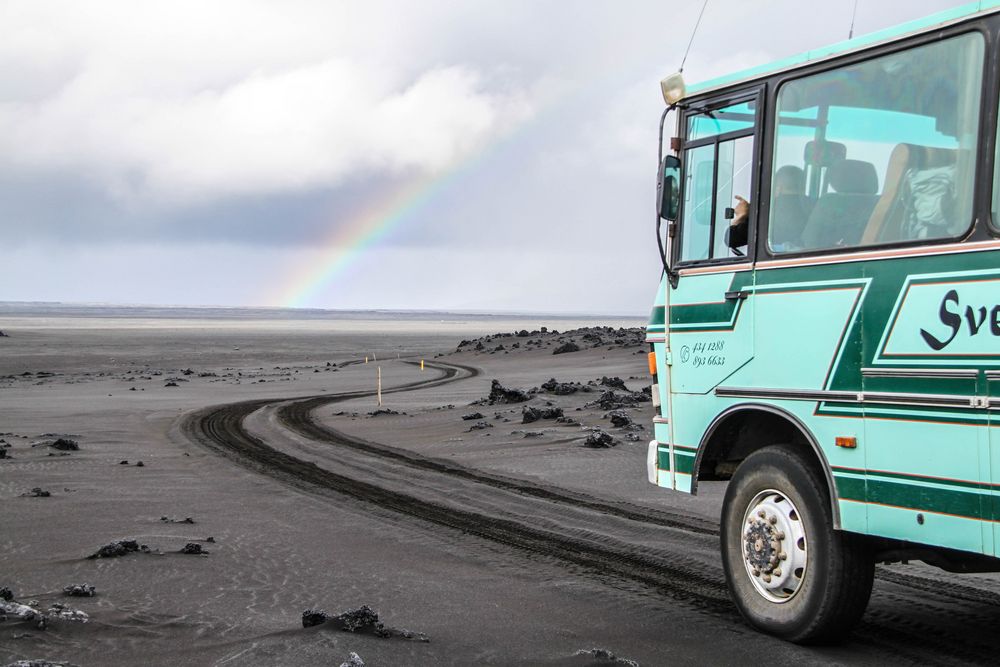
[{"left": 0, "top": 1, "right": 533, "bottom": 203}]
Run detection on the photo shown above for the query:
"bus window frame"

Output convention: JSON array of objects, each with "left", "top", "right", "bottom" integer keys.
[
  {"left": 753, "top": 24, "right": 993, "bottom": 261},
  {"left": 673, "top": 86, "right": 764, "bottom": 269},
  {"left": 985, "top": 15, "right": 1000, "bottom": 238}
]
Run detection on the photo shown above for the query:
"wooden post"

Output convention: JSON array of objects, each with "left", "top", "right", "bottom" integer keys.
[{"left": 377, "top": 366, "right": 382, "bottom": 406}]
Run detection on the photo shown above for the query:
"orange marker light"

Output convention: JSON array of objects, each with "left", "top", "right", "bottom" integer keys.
[
  {"left": 647, "top": 352, "right": 658, "bottom": 376},
  {"left": 835, "top": 436, "right": 858, "bottom": 449}
]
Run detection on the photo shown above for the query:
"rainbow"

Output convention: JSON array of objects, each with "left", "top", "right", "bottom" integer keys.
[
  {"left": 275, "top": 171, "right": 445, "bottom": 309},
  {"left": 273, "top": 95, "right": 556, "bottom": 309}
]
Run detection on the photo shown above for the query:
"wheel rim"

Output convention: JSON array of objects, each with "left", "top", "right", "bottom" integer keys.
[{"left": 740, "top": 488, "right": 808, "bottom": 603}]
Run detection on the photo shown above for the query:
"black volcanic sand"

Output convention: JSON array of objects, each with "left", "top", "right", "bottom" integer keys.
[{"left": 3, "top": 318, "right": 1000, "bottom": 666}]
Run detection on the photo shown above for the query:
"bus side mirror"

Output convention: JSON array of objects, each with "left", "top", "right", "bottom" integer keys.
[{"left": 657, "top": 155, "right": 681, "bottom": 221}]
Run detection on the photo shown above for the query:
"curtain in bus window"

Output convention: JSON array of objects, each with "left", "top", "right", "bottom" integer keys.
[{"left": 768, "top": 33, "right": 984, "bottom": 254}]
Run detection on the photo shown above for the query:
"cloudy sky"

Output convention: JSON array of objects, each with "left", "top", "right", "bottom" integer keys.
[{"left": 1, "top": 0, "right": 964, "bottom": 314}]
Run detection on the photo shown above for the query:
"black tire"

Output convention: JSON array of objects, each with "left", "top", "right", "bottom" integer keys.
[{"left": 720, "top": 445, "right": 874, "bottom": 644}]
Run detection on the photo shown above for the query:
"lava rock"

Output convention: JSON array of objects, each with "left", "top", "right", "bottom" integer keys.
[
  {"left": 0, "top": 587, "right": 13, "bottom": 601},
  {"left": 87, "top": 539, "right": 147, "bottom": 559},
  {"left": 63, "top": 584, "right": 96, "bottom": 598},
  {"left": 461, "top": 412, "right": 485, "bottom": 421},
  {"left": 522, "top": 406, "right": 565, "bottom": 424},
  {"left": 368, "top": 409, "right": 400, "bottom": 417},
  {"left": 468, "top": 421, "right": 493, "bottom": 431},
  {"left": 584, "top": 431, "right": 618, "bottom": 449},
  {"left": 487, "top": 380, "right": 529, "bottom": 404},
  {"left": 21, "top": 488, "right": 51, "bottom": 498},
  {"left": 541, "top": 378, "right": 579, "bottom": 395},
  {"left": 573, "top": 648, "right": 639, "bottom": 666},
  {"left": 179, "top": 543, "right": 208, "bottom": 555},
  {"left": 302, "top": 609, "right": 329, "bottom": 628},
  {"left": 599, "top": 376, "right": 628, "bottom": 391},
  {"left": 339, "top": 653, "right": 365, "bottom": 667},
  {"left": 301, "top": 605, "right": 428, "bottom": 641},
  {"left": 50, "top": 439, "right": 78, "bottom": 451},
  {"left": 552, "top": 342, "right": 581, "bottom": 355},
  {"left": 606, "top": 410, "right": 632, "bottom": 427}
]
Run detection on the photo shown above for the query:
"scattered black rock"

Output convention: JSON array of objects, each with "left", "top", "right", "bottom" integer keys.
[
  {"left": 119, "top": 460, "right": 129, "bottom": 465},
  {"left": 605, "top": 410, "right": 632, "bottom": 428},
  {"left": 588, "top": 390, "right": 648, "bottom": 410},
  {"left": 302, "top": 609, "right": 329, "bottom": 628},
  {"left": 522, "top": 431, "right": 544, "bottom": 438},
  {"left": 521, "top": 406, "right": 565, "bottom": 424},
  {"left": 0, "top": 587, "right": 13, "bottom": 601},
  {"left": 63, "top": 584, "right": 96, "bottom": 598},
  {"left": 541, "top": 378, "right": 580, "bottom": 395},
  {"left": 4, "top": 662, "right": 82, "bottom": 667},
  {"left": 461, "top": 412, "right": 485, "bottom": 421},
  {"left": 50, "top": 438, "right": 78, "bottom": 451},
  {"left": 180, "top": 543, "right": 208, "bottom": 555},
  {"left": 181, "top": 368, "right": 195, "bottom": 376},
  {"left": 21, "top": 488, "right": 51, "bottom": 498},
  {"left": 599, "top": 376, "right": 628, "bottom": 391},
  {"left": 339, "top": 653, "right": 365, "bottom": 667},
  {"left": 0, "top": 330, "right": 8, "bottom": 337},
  {"left": 136, "top": 461, "right": 144, "bottom": 467},
  {"left": 487, "top": 379, "right": 529, "bottom": 404},
  {"left": 0, "top": 448, "right": 7, "bottom": 459},
  {"left": 164, "top": 381, "right": 179, "bottom": 387},
  {"left": 516, "top": 329, "right": 530, "bottom": 337},
  {"left": 468, "top": 421, "right": 493, "bottom": 431},
  {"left": 584, "top": 430, "right": 618, "bottom": 449},
  {"left": 625, "top": 433, "right": 641, "bottom": 442},
  {"left": 552, "top": 342, "right": 581, "bottom": 355},
  {"left": 161, "top": 516, "right": 195, "bottom": 524},
  {"left": 301, "top": 605, "right": 428, "bottom": 642},
  {"left": 368, "top": 409, "right": 400, "bottom": 417},
  {"left": 573, "top": 647, "right": 640, "bottom": 666},
  {"left": 87, "top": 539, "right": 148, "bottom": 559}
]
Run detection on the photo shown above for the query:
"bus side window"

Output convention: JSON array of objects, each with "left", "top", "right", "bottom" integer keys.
[
  {"left": 768, "top": 32, "right": 983, "bottom": 253},
  {"left": 678, "top": 99, "right": 758, "bottom": 262}
]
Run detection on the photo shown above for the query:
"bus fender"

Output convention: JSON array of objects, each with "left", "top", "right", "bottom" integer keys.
[{"left": 691, "top": 402, "right": 842, "bottom": 529}]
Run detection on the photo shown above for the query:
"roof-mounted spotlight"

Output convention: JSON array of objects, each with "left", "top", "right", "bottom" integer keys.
[{"left": 660, "top": 71, "right": 686, "bottom": 106}]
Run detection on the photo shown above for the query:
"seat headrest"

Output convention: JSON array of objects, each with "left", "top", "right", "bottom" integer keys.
[
  {"left": 829, "top": 159, "right": 878, "bottom": 194},
  {"left": 803, "top": 140, "right": 847, "bottom": 167}
]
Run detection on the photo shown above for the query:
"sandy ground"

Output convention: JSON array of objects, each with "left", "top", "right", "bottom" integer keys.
[{"left": 3, "top": 317, "right": 1000, "bottom": 666}]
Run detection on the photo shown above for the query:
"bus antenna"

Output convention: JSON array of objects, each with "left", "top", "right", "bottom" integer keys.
[
  {"left": 679, "top": 0, "right": 710, "bottom": 73},
  {"left": 848, "top": 0, "right": 859, "bottom": 39}
]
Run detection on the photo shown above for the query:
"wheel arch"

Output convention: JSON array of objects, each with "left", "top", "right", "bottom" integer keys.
[{"left": 691, "top": 402, "right": 841, "bottom": 529}]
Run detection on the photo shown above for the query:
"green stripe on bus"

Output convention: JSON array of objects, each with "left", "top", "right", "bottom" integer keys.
[
  {"left": 834, "top": 473, "right": 991, "bottom": 521},
  {"left": 657, "top": 449, "right": 670, "bottom": 471}
]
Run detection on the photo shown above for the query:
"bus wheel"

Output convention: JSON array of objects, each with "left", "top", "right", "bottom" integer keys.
[{"left": 720, "top": 445, "right": 873, "bottom": 643}]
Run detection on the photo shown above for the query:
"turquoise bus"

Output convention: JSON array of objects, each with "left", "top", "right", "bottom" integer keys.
[{"left": 648, "top": 2, "right": 1000, "bottom": 643}]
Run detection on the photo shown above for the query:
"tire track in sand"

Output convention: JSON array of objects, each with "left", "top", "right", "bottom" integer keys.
[{"left": 183, "top": 360, "right": 1000, "bottom": 664}]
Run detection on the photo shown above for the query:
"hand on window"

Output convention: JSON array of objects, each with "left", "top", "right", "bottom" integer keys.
[{"left": 733, "top": 195, "right": 749, "bottom": 225}]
